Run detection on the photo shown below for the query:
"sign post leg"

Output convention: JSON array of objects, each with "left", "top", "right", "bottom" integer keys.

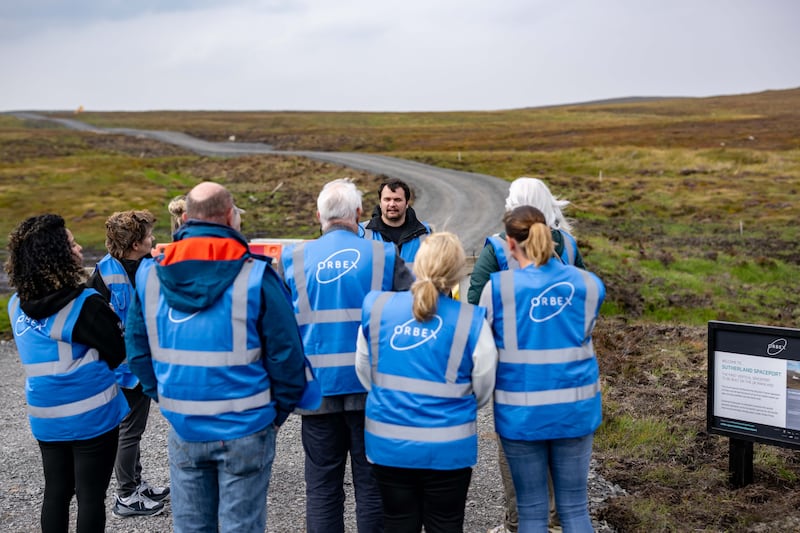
[{"left": 729, "top": 438, "right": 753, "bottom": 488}]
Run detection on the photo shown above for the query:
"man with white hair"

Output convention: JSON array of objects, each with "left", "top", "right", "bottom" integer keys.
[
  {"left": 468, "top": 176, "right": 585, "bottom": 533},
  {"left": 281, "top": 178, "right": 413, "bottom": 533}
]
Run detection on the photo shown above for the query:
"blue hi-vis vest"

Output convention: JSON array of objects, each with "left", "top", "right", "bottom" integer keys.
[
  {"left": 9, "top": 290, "right": 129, "bottom": 442},
  {"left": 360, "top": 222, "right": 430, "bottom": 270},
  {"left": 137, "top": 258, "right": 276, "bottom": 442},
  {"left": 489, "top": 259, "right": 605, "bottom": 441},
  {"left": 95, "top": 254, "right": 138, "bottom": 389},
  {"left": 281, "top": 229, "right": 396, "bottom": 396},
  {"left": 487, "top": 228, "right": 579, "bottom": 271},
  {"left": 362, "top": 291, "right": 485, "bottom": 470}
]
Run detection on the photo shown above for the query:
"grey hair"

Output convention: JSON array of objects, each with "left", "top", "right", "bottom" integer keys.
[
  {"left": 504, "top": 177, "right": 572, "bottom": 233},
  {"left": 317, "top": 178, "right": 363, "bottom": 230}
]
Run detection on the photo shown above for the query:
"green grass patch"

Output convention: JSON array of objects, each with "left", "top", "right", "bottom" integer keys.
[{"left": 596, "top": 414, "right": 685, "bottom": 460}]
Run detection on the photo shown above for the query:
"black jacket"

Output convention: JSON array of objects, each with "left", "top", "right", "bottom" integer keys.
[{"left": 365, "top": 205, "right": 429, "bottom": 251}]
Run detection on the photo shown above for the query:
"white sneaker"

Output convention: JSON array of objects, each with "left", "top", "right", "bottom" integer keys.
[
  {"left": 112, "top": 491, "right": 165, "bottom": 518},
  {"left": 137, "top": 480, "right": 170, "bottom": 502}
]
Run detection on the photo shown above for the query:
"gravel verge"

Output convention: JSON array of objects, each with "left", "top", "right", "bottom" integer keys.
[{"left": 0, "top": 339, "right": 622, "bottom": 532}]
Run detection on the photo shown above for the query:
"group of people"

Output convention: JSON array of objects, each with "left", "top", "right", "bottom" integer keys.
[{"left": 5, "top": 174, "right": 605, "bottom": 533}]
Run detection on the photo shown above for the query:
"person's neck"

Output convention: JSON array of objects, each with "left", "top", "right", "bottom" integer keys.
[
  {"left": 380, "top": 215, "right": 405, "bottom": 228},
  {"left": 324, "top": 219, "right": 358, "bottom": 234},
  {"left": 123, "top": 251, "right": 147, "bottom": 261},
  {"left": 512, "top": 249, "right": 533, "bottom": 269}
]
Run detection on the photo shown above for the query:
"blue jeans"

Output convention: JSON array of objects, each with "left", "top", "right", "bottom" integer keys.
[
  {"left": 302, "top": 410, "right": 383, "bottom": 533},
  {"left": 500, "top": 434, "right": 594, "bottom": 533},
  {"left": 168, "top": 425, "right": 276, "bottom": 533}
]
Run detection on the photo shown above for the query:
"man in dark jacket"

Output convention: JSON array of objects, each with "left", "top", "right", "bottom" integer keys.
[
  {"left": 360, "top": 177, "right": 432, "bottom": 268},
  {"left": 126, "top": 181, "right": 307, "bottom": 533}
]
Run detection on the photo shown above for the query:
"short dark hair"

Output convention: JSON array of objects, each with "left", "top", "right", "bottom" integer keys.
[{"left": 378, "top": 177, "right": 412, "bottom": 203}]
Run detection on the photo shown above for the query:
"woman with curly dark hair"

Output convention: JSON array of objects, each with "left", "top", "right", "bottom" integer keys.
[{"left": 5, "top": 214, "right": 130, "bottom": 533}]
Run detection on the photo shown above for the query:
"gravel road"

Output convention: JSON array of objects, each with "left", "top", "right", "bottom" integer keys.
[{"left": 8, "top": 113, "right": 508, "bottom": 255}]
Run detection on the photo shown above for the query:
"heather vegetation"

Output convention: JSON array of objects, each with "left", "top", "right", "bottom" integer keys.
[{"left": 3, "top": 88, "right": 800, "bottom": 530}]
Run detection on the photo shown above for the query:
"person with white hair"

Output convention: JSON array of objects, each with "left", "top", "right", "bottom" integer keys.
[
  {"left": 280, "top": 178, "right": 413, "bottom": 533},
  {"left": 468, "top": 177, "right": 585, "bottom": 533},
  {"left": 467, "top": 177, "right": 584, "bottom": 305}
]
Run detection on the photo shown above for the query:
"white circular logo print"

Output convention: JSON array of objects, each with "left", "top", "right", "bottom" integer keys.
[
  {"left": 528, "top": 282, "right": 575, "bottom": 323},
  {"left": 390, "top": 315, "right": 443, "bottom": 351},
  {"left": 316, "top": 249, "right": 361, "bottom": 284}
]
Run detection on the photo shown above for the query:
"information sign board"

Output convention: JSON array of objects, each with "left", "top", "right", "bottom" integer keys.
[{"left": 708, "top": 321, "right": 800, "bottom": 450}]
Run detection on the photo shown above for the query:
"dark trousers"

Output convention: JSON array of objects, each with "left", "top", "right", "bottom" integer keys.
[
  {"left": 301, "top": 410, "right": 383, "bottom": 533},
  {"left": 115, "top": 385, "right": 152, "bottom": 497},
  {"left": 38, "top": 426, "right": 119, "bottom": 533},
  {"left": 372, "top": 464, "right": 472, "bottom": 533}
]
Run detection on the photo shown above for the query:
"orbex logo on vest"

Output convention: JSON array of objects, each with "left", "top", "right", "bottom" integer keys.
[
  {"left": 767, "top": 338, "right": 788, "bottom": 356},
  {"left": 14, "top": 313, "right": 48, "bottom": 337},
  {"left": 168, "top": 308, "right": 200, "bottom": 324},
  {"left": 390, "top": 315, "right": 443, "bottom": 351},
  {"left": 316, "top": 249, "right": 361, "bottom": 284},
  {"left": 528, "top": 282, "right": 575, "bottom": 323}
]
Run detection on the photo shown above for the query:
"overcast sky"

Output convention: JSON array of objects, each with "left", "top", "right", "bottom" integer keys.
[{"left": 1, "top": 0, "right": 798, "bottom": 112}]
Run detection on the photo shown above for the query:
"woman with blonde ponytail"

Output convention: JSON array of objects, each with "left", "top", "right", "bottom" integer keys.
[
  {"left": 355, "top": 232, "right": 498, "bottom": 533},
  {"left": 480, "top": 206, "right": 605, "bottom": 533}
]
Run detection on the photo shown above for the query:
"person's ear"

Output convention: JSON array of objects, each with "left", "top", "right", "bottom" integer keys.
[{"left": 356, "top": 207, "right": 362, "bottom": 221}]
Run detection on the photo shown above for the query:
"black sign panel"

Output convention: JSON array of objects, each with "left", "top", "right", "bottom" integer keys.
[{"left": 708, "top": 321, "right": 800, "bottom": 450}]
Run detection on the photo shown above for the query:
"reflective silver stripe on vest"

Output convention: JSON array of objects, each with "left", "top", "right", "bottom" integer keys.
[
  {"left": 497, "top": 238, "right": 520, "bottom": 270},
  {"left": 307, "top": 352, "right": 355, "bottom": 368},
  {"left": 144, "top": 261, "right": 261, "bottom": 366},
  {"left": 578, "top": 269, "right": 602, "bottom": 343},
  {"left": 499, "top": 271, "right": 520, "bottom": 352},
  {"left": 368, "top": 292, "right": 394, "bottom": 382},
  {"left": 559, "top": 230, "right": 576, "bottom": 265},
  {"left": 363, "top": 228, "right": 374, "bottom": 239},
  {"left": 27, "top": 382, "right": 119, "bottom": 418},
  {"left": 292, "top": 239, "right": 386, "bottom": 326},
  {"left": 297, "top": 308, "right": 362, "bottom": 325},
  {"left": 369, "top": 292, "right": 473, "bottom": 398},
  {"left": 366, "top": 417, "right": 476, "bottom": 443},
  {"left": 498, "top": 345, "right": 593, "bottom": 365},
  {"left": 494, "top": 381, "right": 600, "bottom": 407},
  {"left": 159, "top": 389, "right": 271, "bottom": 416},
  {"left": 24, "top": 298, "right": 100, "bottom": 377},
  {"left": 100, "top": 272, "right": 129, "bottom": 286}
]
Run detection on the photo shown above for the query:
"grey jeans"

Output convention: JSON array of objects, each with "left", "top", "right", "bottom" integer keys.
[{"left": 115, "top": 386, "right": 152, "bottom": 497}]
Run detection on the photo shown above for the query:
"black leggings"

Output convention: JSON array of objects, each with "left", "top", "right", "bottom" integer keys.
[
  {"left": 38, "top": 426, "right": 119, "bottom": 533},
  {"left": 372, "top": 464, "right": 472, "bottom": 533}
]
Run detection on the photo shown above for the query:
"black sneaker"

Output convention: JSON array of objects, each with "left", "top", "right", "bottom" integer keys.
[
  {"left": 137, "top": 480, "right": 170, "bottom": 502},
  {"left": 112, "top": 492, "right": 165, "bottom": 518}
]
